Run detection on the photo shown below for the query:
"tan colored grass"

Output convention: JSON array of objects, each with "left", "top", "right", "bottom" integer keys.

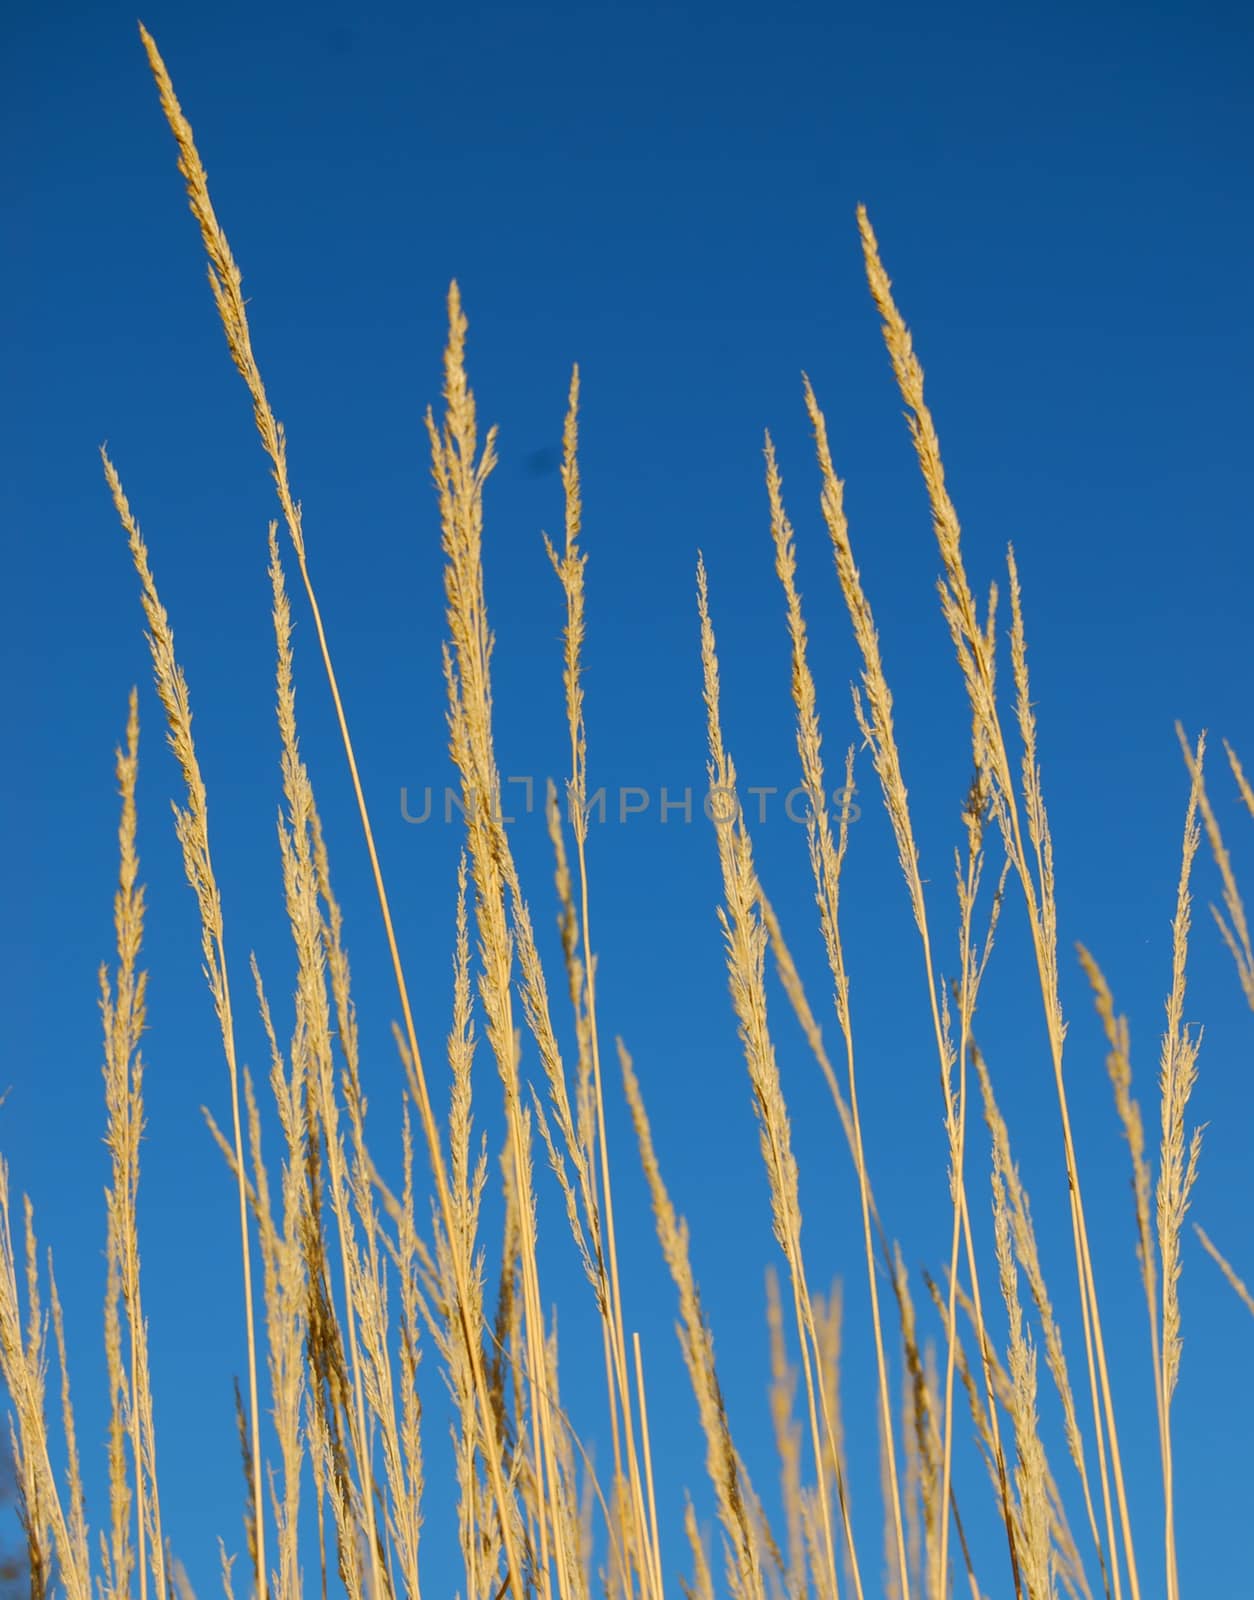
[
  {"left": 975, "top": 1052, "right": 1104, "bottom": 1600},
  {"left": 1194, "top": 1227, "right": 1254, "bottom": 1318},
  {"left": 1177, "top": 730, "right": 1254, "bottom": 1012},
  {"left": 1076, "top": 951, "right": 1159, "bottom": 1477},
  {"left": 698, "top": 556, "right": 865, "bottom": 1600},
  {"left": 100, "top": 691, "right": 167, "bottom": 1600},
  {"left": 766, "top": 1267, "right": 806, "bottom": 1599},
  {"left": 990, "top": 1166, "right": 1051, "bottom": 1600},
  {"left": 1079, "top": 734, "right": 1206, "bottom": 1600},
  {"left": 682, "top": 1496, "right": 716, "bottom": 1600},
  {"left": 0, "top": 705, "right": 174, "bottom": 1600},
  {"left": 8, "top": 39, "right": 1250, "bottom": 1600},
  {"left": 765, "top": 434, "right": 907, "bottom": 1600},
  {"left": 759, "top": 868, "right": 989, "bottom": 1600},
  {"left": 137, "top": 33, "right": 526, "bottom": 1595},
  {"left": 794, "top": 376, "right": 1017, "bottom": 1600},
  {"left": 543, "top": 369, "right": 662, "bottom": 1600},
  {"left": 859, "top": 205, "right": 1143, "bottom": 1600},
  {"left": 240, "top": 959, "right": 306, "bottom": 1600},
  {"left": 620, "top": 1038, "right": 765, "bottom": 1600},
  {"left": 925, "top": 1274, "right": 1091, "bottom": 1600},
  {"left": 429, "top": 288, "right": 584, "bottom": 1600},
  {"left": 102, "top": 453, "right": 267, "bottom": 1600},
  {"left": 1153, "top": 746, "right": 1205, "bottom": 1600},
  {"left": 264, "top": 521, "right": 390, "bottom": 1600}
]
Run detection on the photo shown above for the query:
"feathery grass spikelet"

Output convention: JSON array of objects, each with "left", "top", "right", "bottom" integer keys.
[
  {"left": 1194, "top": 1227, "right": 1254, "bottom": 1319},
  {"left": 102, "top": 450, "right": 268, "bottom": 1600}
]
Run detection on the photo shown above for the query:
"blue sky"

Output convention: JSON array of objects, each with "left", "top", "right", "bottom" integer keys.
[{"left": 3, "top": 0, "right": 1253, "bottom": 1595}]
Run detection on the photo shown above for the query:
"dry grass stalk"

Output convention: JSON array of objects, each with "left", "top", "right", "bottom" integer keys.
[
  {"left": 242, "top": 965, "right": 307, "bottom": 1600},
  {"left": 435, "top": 860, "right": 497, "bottom": 1600},
  {"left": 764, "top": 438, "right": 905, "bottom": 1580},
  {"left": 756, "top": 886, "right": 856, "bottom": 1170},
  {"left": 890, "top": 1252, "right": 940, "bottom": 1599},
  {"left": 1194, "top": 1227, "right": 1254, "bottom": 1318},
  {"left": 620, "top": 1042, "right": 764, "bottom": 1600},
  {"left": 102, "top": 451, "right": 267, "bottom": 1600},
  {"left": 698, "top": 557, "right": 863, "bottom": 1600},
  {"left": 1225, "top": 740, "right": 1254, "bottom": 822},
  {"left": 1153, "top": 743, "right": 1204, "bottom": 1600},
  {"left": 543, "top": 370, "right": 661, "bottom": 1600},
  {"left": 0, "top": 1184, "right": 91, "bottom": 1600},
  {"left": 765, "top": 1269, "right": 806, "bottom": 1599},
  {"left": 811, "top": 1285, "right": 854, "bottom": 1600},
  {"left": 885, "top": 1374, "right": 908, "bottom": 1600},
  {"left": 794, "top": 383, "right": 1015, "bottom": 1600},
  {"left": 264, "top": 523, "right": 390, "bottom": 1600},
  {"left": 1176, "top": 730, "right": 1254, "bottom": 1011},
  {"left": 990, "top": 1169, "right": 1053, "bottom": 1600},
  {"left": 632, "top": 1333, "right": 665, "bottom": 1600},
  {"left": 100, "top": 692, "right": 167, "bottom": 1600},
  {"left": 428, "top": 288, "right": 580, "bottom": 1600},
  {"left": 925, "top": 1274, "right": 1090, "bottom": 1600},
  {"left": 1076, "top": 953, "right": 1159, "bottom": 1433},
  {"left": 893, "top": 1254, "right": 982, "bottom": 1600},
  {"left": 318, "top": 813, "right": 427, "bottom": 1600},
  {"left": 103, "top": 1214, "right": 134, "bottom": 1600},
  {"left": 11, "top": 51, "right": 1244, "bottom": 1600},
  {"left": 681, "top": 1497, "right": 716, "bottom": 1600},
  {"left": 1078, "top": 737, "right": 1204, "bottom": 1600},
  {"left": 49, "top": 1253, "right": 89, "bottom": 1599},
  {"left": 939, "top": 784, "right": 1008, "bottom": 1600},
  {"left": 1072, "top": 952, "right": 1156, "bottom": 1600},
  {"left": 759, "top": 886, "right": 991, "bottom": 1600},
  {"left": 973, "top": 1051, "right": 1105, "bottom": 1600},
  {"left": 137, "top": 34, "right": 525, "bottom": 1593},
  {"left": 858, "top": 206, "right": 1141, "bottom": 1600}
]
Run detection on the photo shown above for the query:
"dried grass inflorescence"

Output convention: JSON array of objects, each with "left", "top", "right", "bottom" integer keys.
[{"left": 3, "top": 24, "right": 1248, "bottom": 1600}]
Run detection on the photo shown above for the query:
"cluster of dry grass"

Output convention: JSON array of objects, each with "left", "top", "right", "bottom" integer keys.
[{"left": 2, "top": 24, "right": 1251, "bottom": 1600}]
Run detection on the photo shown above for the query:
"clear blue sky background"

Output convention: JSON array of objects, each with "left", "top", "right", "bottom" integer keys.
[{"left": 3, "top": 1, "right": 1252, "bottom": 1596}]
